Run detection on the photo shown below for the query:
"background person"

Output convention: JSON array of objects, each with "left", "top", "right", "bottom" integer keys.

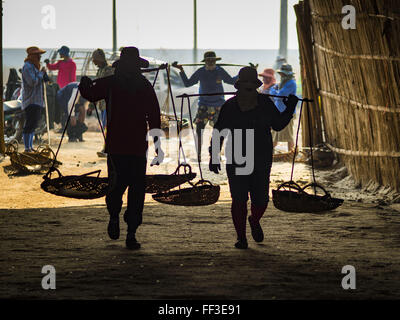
[
  {"left": 56, "top": 82, "right": 88, "bottom": 142},
  {"left": 258, "top": 68, "right": 276, "bottom": 95},
  {"left": 45, "top": 45, "right": 76, "bottom": 89},
  {"left": 87, "top": 48, "right": 115, "bottom": 157},
  {"left": 269, "top": 63, "right": 297, "bottom": 153},
  {"left": 21, "top": 46, "right": 49, "bottom": 152},
  {"left": 173, "top": 51, "right": 238, "bottom": 162}
]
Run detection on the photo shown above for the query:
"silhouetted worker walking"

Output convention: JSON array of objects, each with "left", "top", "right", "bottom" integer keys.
[
  {"left": 79, "top": 47, "right": 163, "bottom": 250},
  {"left": 173, "top": 51, "right": 238, "bottom": 162},
  {"left": 209, "top": 67, "right": 298, "bottom": 249}
]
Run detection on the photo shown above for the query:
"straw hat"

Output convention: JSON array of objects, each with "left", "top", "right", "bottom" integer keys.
[
  {"left": 234, "top": 66, "right": 263, "bottom": 89},
  {"left": 201, "top": 51, "right": 221, "bottom": 62},
  {"left": 26, "top": 46, "right": 46, "bottom": 55},
  {"left": 258, "top": 68, "right": 275, "bottom": 78}
]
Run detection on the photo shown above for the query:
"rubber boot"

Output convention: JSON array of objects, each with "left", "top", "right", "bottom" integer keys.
[
  {"left": 248, "top": 203, "right": 268, "bottom": 243},
  {"left": 231, "top": 199, "right": 248, "bottom": 249},
  {"left": 23, "top": 133, "right": 30, "bottom": 152},
  {"left": 29, "top": 133, "right": 34, "bottom": 151}
]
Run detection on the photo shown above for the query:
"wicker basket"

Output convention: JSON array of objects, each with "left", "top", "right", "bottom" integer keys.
[
  {"left": 272, "top": 181, "right": 343, "bottom": 213},
  {"left": 152, "top": 179, "right": 220, "bottom": 206},
  {"left": 6, "top": 142, "right": 61, "bottom": 173},
  {"left": 41, "top": 168, "right": 109, "bottom": 199},
  {"left": 145, "top": 163, "right": 196, "bottom": 193}
]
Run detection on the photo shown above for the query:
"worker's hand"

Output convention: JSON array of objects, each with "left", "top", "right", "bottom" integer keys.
[
  {"left": 159, "top": 63, "right": 168, "bottom": 70},
  {"left": 79, "top": 76, "right": 93, "bottom": 89},
  {"left": 209, "top": 158, "right": 221, "bottom": 174},
  {"left": 172, "top": 61, "right": 183, "bottom": 72},
  {"left": 283, "top": 94, "right": 299, "bottom": 109},
  {"left": 249, "top": 62, "right": 259, "bottom": 70},
  {"left": 40, "top": 66, "right": 46, "bottom": 73},
  {"left": 44, "top": 59, "right": 50, "bottom": 64},
  {"left": 151, "top": 148, "right": 164, "bottom": 166}
]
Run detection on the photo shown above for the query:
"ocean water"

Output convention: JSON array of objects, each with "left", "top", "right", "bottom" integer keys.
[{"left": 3, "top": 48, "right": 300, "bottom": 84}]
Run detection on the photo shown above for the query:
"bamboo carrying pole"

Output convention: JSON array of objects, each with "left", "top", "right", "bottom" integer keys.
[{"left": 305, "top": 0, "right": 400, "bottom": 191}]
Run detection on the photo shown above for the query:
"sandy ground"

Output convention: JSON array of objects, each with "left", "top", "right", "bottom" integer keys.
[{"left": 1, "top": 120, "right": 400, "bottom": 300}]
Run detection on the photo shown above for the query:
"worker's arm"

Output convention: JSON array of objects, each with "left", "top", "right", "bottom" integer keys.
[
  {"left": 219, "top": 67, "right": 239, "bottom": 85},
  {"left": 145, "top": 84, "right": 164, "bottom": 166},
  {"left": 209, "top": 102, "right": 230, "bottom": 174},
  {"left": 270, "top": 94, "right": 298, "bottom": 131},
  {"left": 45, "top": 60, "right": 60, "bottom": 71},
  {"left": 78, "top": 76, "right": 109, "bottom": 103},
  {"left": 179, "top": 68, "right": 201, "bottom": 87},
  {"left": 22, "top": 63, "right": 45, "bottom": 87}
]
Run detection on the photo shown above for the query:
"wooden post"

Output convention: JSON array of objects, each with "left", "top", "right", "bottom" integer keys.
[
  {"left": 0, "top": 1, "right": 5, "bottom": 155},
  {"left": 193, "top": 0, "right": 198, "bottom": 63},
  {"left": 279, "top": 0, "right": 288, "bottom": 59},
  {"left": 112, "top": 0, "right": 117, "bottom": 53},
  {"left": 294, "top": 0, "right": 323, "bottom": 147}
]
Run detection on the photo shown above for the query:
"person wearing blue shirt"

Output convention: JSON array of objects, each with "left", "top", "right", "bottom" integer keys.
[
  {"left": 173, "top": 51, "right": 238, "bottom": 161},
  {"left": 56, "top": 82, "right": 88, "bottom": 142},
  {"left": 21, "top": 46, "right": 48, "bottom": 152},
  {"left": 269, "top": 64, "right": 297, "bottom": 153}
]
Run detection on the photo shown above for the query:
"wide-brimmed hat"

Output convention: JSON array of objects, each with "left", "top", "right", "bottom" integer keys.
[
  {"left": 113, "top": 46, "right": 149, "bottom": 69},
  {"left": 58, "top": 45, "right": 70, "bottom": 57},
  {"left": 26, "top": 46, "right": 46, "bottom": 55},
  {"left": 201, "top": 51, "right": 221, "bottom": 62},
  {"left": 276, "top": 63, "right": 294, "bottom": 76},
  {"left": 234, "top": 66, "right": 263, "bottom": 89},
  {"left": 258, "top": 68, "right": 275, "bottom": 78}
]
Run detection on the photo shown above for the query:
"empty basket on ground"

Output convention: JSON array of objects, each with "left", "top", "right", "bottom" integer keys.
[
  {"left": 145, "top": 163, "right": 196, "bottom": 193},
  {"left": 6, "top": 142, "right": 61, "bottom": 173},
  {"left": 152, "top": 179, "right": 220, "bottom": 206},
  {"left": 272, "top": 181, "right": 343, "bottom": 213},
  {"left": 41, "top": 168, "right": 108, "bottom": 199}
]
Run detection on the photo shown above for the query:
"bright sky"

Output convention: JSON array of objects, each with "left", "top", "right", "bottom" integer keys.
[{"left": 3, "top": 0, "right": 300, "bottom": 49}]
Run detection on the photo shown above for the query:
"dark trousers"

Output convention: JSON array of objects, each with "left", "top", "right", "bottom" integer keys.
[
  {"left": 23, "top": 104, "right": 42, "bottom": 134},
  {"left": 106, "top": 154, "right": 147, "bottom": 233},
  {"left": 226, "top": 161, "right": 272, "bottom": 207}
]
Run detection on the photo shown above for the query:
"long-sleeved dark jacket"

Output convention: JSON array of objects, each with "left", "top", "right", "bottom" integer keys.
[
  {"left": 211, "top": 93, "right": 295, "bottom": 164},
  {"left": 79, "top": 75, "right": 161, "bottom": 156}
]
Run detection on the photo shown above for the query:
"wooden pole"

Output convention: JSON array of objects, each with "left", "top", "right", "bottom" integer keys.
[
  {"left": 294, "top": 0, "right": 323, "bottom": 147},
  {"left": 279, "top": 0, "right": 288, "bottom": 59},
  {"left": 112, "top": 0, "right": 117, "bottom": 53},
  {"left": 0, "top": 0, "right": 5, "bottom": 155},
  {"left": 193, "top": 0, "right": 198, "bottom": 63}
]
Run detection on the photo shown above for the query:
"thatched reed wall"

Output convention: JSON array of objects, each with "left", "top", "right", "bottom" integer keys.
[{"left": 295, "top": 0, "right": 400, "bottom": 191}]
